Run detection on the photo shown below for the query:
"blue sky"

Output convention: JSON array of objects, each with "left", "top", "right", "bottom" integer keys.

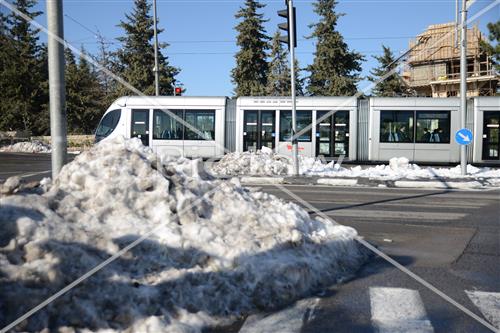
[{"left": 20, "top": 1, "right": 500, "bottom": 96}]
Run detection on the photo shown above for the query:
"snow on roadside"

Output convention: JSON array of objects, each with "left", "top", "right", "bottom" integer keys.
[
  {"left": 321, "top": 157, "right": 500, "bottom": 180},
  {"left": 0, "top": 137, "right": 368, "bottom": 333},
  {"left": 211, "top": 151, "right": 500, "bottom": 181},
  {"left": 0, "top": 140, "right": 51, "bottom": 153},
  {"left": 211, "top": 147, "right": 335, "bottom": 176}
]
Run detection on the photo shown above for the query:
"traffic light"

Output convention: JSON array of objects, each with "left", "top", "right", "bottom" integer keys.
[
  {"left": 277, "top": 1, "right": 297, "bottom": 49},
  {"left": 174, "top": 87, "right": 182, "bottom": 96}
]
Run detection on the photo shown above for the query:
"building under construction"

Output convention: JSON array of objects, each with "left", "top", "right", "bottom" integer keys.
[{"left": 402, "top": 23, "right": 498, "bottom": 97}]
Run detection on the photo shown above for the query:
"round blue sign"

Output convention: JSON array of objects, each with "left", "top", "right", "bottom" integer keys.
[{"left": 455, "top": 128, "right": 473, "bottom": 145}]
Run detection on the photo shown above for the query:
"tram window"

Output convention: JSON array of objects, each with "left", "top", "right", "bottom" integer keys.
[
  {"left": 95, "top": 109, "right": 121, "bottom": 139},
  {"left": 153, "top": 109, "right": 183, "bottom": 140},
  {"left": 380, "top": 111, "right": 414, "bottom": 143},
  {"left": 279, "top": 111, "right": 312, "bottom": 142},
  {"left": 415, "top": 111, "right": 450, "bottom": 143},
  {"left": 184, "top": 110, "right": 215, "bottom": 140}
]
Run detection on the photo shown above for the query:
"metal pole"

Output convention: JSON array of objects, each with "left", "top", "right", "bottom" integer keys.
[
  {"left": 153, "top": 0, "right": 160, "bottom": 96},
  {"left": 460, "top": 0, "right": 467, "bottom": 175},
  {"left": 455, "top": 0, "right": 459, "bottom": 48},
  {"left": 46, "top": 0, "right": 67, "bottom": 179},
  {"left": 289, "top": 0, "right": 299, "bottom": 176}
]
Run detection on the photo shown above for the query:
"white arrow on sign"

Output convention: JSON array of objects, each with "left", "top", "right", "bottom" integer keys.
[{"left": 458, "top": 132, "right": 470, "bottom": 142}]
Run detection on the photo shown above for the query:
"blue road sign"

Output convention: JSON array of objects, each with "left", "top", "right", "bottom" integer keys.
[{"left": 455, "top": 128, "right": 473, "bottom": 145}]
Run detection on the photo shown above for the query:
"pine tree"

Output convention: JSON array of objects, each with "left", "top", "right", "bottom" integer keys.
[
  {"left": 266, "top": 30, "right": 291, "bottom": 96},
  {"left": 0, "top": 8, "right": 16, "bottom": 131},
  {"left": 266, "top": 30, "right": 304, "bottom": 96},
  {"left": 115, "top": 0, "right": 179, "bottom": 96},
  {"left": 1, "top": 0, "right": 46, "bottom": 134},
  {"left": 65, "top": 48, "right": 106, "bottom": 134},
  {"left": 95, "top": 31, "right": 117, "bottom": 106},
  {"left": 306, "top": 0, "right": 363, "bottom": 96},
  {"left": 368, "top": 45, "right": 408, "bottom": 97},
  {"left": 232, "top": 0, "right": 270, "bottom": 96},
  {"left": 480, "top": 20, "right": 499, "bottom": 72}
]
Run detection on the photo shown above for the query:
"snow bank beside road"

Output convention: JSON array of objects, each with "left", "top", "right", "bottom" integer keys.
[
  {"left": 0, "top": 137, "right": 367, "bottom": 333},
  {"left": 0, "top": 140, "right": 51, "bottom": 153},
  {"left": 329, "top": 157, "right": 500, "bottom": 180},
  {"left": 211, "top": 148, "right": 336, "bottom": 176},
  {"left": 211, "top": 151, "right": 500, "bottom": 181}
]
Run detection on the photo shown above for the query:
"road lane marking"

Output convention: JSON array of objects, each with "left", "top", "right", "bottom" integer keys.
[
  {"left": 288, "top": 199, "right": 486, "bottom": 210},
  {"left": 370, "top": 287, "right": 434, "bottom": 333},
  {"left": 18, "top": 170, "right": 51, "bottom": 178},
  {"left": 0, "top": 170, "right": 51, "bottom": 181},
  {"left": 323, "top": 209, "right": 467, "bottom": 221},
  {"left": 466, "top": 290, "right": 500, "bottom": 329},
  {"left": 239, "top": 298, "right": 320, "bottom": 333},
  {"left": 259, "top": 187, "right": 500, "bottom": 200}
]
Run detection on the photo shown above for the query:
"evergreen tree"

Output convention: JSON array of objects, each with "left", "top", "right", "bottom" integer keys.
[
  {"left": 368, "top": 45, "right": 408, "bottom": 97},
  {"left": 115, "top": 0, "right": 179, "bottom": 96},
  {"left": 232, "top": 0, "right": 270, "bottom": 96},
  {"left": 266, "top": 30, "right": 304, "bottom": 96},
  {"left": 306, "top": 0, "right": 363, "bottom": 96},
  {"left": 95, "top": 30, "right": 117, "bottom": 106},
  {"left": 0, "top": 0, "right": 46, "bottom": 134},
  {"left": 480, "top": 20, "right": 499, "bottom": 72},
  {"left": 65, "top": 48, "right": 106, "bottom": 134},
  {"left": 0, "top": 7, "right": 16, "bottom": 131}
]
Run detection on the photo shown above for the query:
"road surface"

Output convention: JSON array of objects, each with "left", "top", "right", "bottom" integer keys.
[
  {"left": 241, "top": 184, "right": 500, "bottom": 333},
  {"left": 1, "top": 153, "right": 499, "bottom": 332}
]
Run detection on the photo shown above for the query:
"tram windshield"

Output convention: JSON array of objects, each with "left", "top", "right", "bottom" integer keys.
[{"left": 95, "top": 109, "right": 121, "bottom": 142}]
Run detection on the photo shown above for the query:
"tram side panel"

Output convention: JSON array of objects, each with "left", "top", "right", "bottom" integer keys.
[
  {"left": 473, "top": 96, "right": 500, "bottom": 165},
  {"left": 235, "top": 97, "right": 358, "bottom": 160},
  {"left": 368, "top": 97, "right": 461, "bottom": 163}
]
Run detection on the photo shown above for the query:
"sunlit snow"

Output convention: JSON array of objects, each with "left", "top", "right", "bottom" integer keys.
[
  {"left": 212, "top": 151, "right": 500, "bottom": 181},
  {"left": 0, "top": 137, "right": 368, "bottom": 332},
  {"left": 0, "top": 141, "right": 51, "bottom": 153}
]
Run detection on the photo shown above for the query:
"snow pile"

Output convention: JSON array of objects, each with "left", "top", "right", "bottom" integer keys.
[
  {"left": 211, "top": 147, "right": 292, "bottom": 176},
  {"left": 0, "top": 137, "right": 367, "bottom": 333},
  {"left": 388, "top": 157, "right": 411, "bottom": 171},
  {"left": 317, "top": 159, "right": 500, "bottom": 181},
  {"left": 212, "top": 151, "right": 500, "bottom": 182},
  {"left": 211, "top": 148, "right": 341, "bottom": 176},
  {"left": 0, "top": 140, "right": 51, "bottom": 153}
]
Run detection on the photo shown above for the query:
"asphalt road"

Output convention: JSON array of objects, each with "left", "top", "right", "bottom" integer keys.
[
  {"left": 242, "top": 185, "right": 500, "bottom": 333},
  {"left": 1, "top": 153, "right": 499, "bottom": 332},
  {"left": 0, "top": 152, "right": 53, "bottom": 182}
]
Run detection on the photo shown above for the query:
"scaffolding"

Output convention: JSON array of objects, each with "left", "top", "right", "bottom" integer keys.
[{"left": 402, "top": 23, "right": 498, "bottom": 97}]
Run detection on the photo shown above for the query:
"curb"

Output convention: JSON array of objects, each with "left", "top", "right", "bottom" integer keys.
[
  {"left": 237, "top": 176, "right": 498, "bottom": 190},
  {"left": 239, "top": 176, "right": 285, "bottom": 185},
  {"left": 393, "top": 180, "right": 484, "bottom": 189}
]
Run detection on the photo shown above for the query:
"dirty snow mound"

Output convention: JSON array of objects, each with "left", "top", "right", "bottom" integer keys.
[
  {"left": 211, "top": 150, "right": 292, "bottom": 176},
  {"left": 0, "top": 137, "right": 367, "bottom": 332},
  {"left": 0, "top": 140, "right": 51, "bottom": 153},
  {"left": 213, "top": 151, "right": 500, "bottom": 182},
  {"left": 211, "top": 150, "right": 342, "bottom": 176}
]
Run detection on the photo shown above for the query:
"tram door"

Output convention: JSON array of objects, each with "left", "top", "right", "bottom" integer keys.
[
  {"left": 482, "top": 111, "right": 500, "bottom": 160},
  {"left": 131, "top": 109, "right": 150, "bottom": 146},
  {"left": 243, "top": 110, "right": 276, "bottom": 151},
  {"left": 316, "top": 111, "right": 349, "bottom": 157}
]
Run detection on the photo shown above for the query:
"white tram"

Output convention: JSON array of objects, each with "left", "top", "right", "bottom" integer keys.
[{"left": 95, "top": 95, "right": 500, "bottom": 165}]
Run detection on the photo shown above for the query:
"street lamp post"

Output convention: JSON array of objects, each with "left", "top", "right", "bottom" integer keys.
[
  {"left": 288, "top": 0, "right": 299, "bottom": 176},
  {"left": 459, "top": 0, "right": 468, "bottom": 175},
  {"left": 153, "top": 0, "right": 160, "bottom": 96},
  {"left": 46, "top": 0, "right": 67, "bottom": 178}
]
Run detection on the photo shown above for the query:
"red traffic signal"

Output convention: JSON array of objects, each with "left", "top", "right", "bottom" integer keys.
[{"left": 174, "top": 87, "right": 182, "bottom": 96}]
